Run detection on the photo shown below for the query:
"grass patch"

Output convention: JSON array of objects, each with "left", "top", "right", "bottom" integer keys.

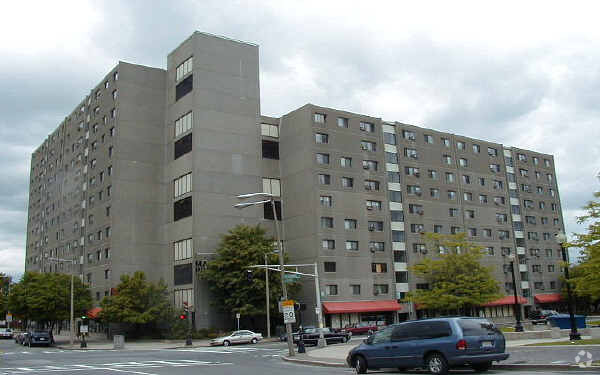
[
  {"left": 525, "top": 338, "right": 600, "bottom": 346},
  {"left": 500, "top": 327, "right": 515, "bottom": 332},
  {"left": 588, "top": 320, "right": 600, "bottom": 326}
]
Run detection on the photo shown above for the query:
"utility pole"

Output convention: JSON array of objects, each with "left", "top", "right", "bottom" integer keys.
[
  {"left": 314, "top": 263, "right": 326, "bottom": 347},
  {"left": 265, "top": 253, "right": 270, "bottom": 338}
]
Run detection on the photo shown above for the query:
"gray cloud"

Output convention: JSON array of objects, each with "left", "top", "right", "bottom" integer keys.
[{"left": 1, "top": 1, "right": 599, "bottom": 276}]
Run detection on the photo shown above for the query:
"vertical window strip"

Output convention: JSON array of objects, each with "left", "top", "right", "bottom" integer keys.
[
  {"left": 174, "top": 172, "right": 192, "bottom": 198},
  {"left": 175, "top": 111, "right": 193, "bottom": 137}
]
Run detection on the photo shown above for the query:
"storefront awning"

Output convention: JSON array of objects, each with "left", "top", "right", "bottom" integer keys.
[
  {"left": 534, "top": 293, "right": 563, "bottom": 304},
  {"left": 322, "top": 300, "right": 402, "bottom": 314},
  {"left": 86, "top": 307, "right": 102, "bottom": 319},
  {"left": 482, "top": 296, "right": 528, "bottom": 307}
]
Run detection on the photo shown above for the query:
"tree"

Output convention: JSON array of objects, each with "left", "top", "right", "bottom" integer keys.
[
  {"left": 568, "top": 190, "right": 600, "bottom": 306},
  {"left": 99, "top": 271, "right": 171, "bottom": 336},
  {"left": 406, "top": 233, "right": 501, "bottom": 314},
  {"left": 7, "top": 272, "right": 92, "bottom": 329},
  {"left": 201, "top": 224, "right": 299, "bottom": 326},
  {"left": 0, "top": 273, "right": 12, "bottom": 318}
]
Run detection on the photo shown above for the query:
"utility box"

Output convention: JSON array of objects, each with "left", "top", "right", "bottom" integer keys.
[
  {"left": 547, "top": 314, "right": 586, "bottom": 329},
  {"left": 113, "top": 335, "right": 125, "bottom": 349}
]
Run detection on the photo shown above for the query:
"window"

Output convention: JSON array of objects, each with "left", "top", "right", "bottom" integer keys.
[
  {"left": 107, "top": 185, "right": 112, "bottom": 197},
  {"left": 384, "top": 132, "right": 397, "bottom": 145},
  {"left": 494, "top": 196, "right": 505, "bottom": 205},
  {"left": 351, "top": 284, "right": 361, "bottom": 295},
  {"left": 319, "top": 174, "right": 331, "bottom": 185},
  {"left": 263, "top": 201, "right": 282, "bottom": 220},
  {"left": 362, "top": 160, "right": 378, "bottom": 171},
  {"left": 430, "top": 188, "right": 440, "bottom": 198},
  {"left": 174, "top": 133, "right": 192, "bottom": 159},
  {"left": 459, "top": 158, "right": 468, "bottom": 167},
  {"left": 368, "top": 221, "right": 384, "bottom": 231},
  {"left": 548, "top": 264, "right": 555, "bottom": 272},
  {"left": 174, "top": 288, "right": 193, "bottom": 308},
  {"left": 260, "top": 123, "right": 279, "bottom": 138},
  {"left": 322, "top": 239, "right": 335, "bottom": 249},
  {"left": 462, "top": 175, "right": 471, "bottom": 184},
  {"left": 518, "top": 153, "right": 527, "bottom": 162},
  {"left": 175, "top": 74, "right": 194, "bottom": 101},
  {"left": 489, "top": 164, "right": 500, "bottom": 173},
  {"left": 346, "top": 241, "right": 359, "bottom": 251},
  {"left": 364, "top": 180, "right": 380, "bottom": 191},
  {"left": 534, "top": 282, "right": 544, "bottom": 290},
  {"left": 320, "top": 195, "right": 333, "bottom": 207},
  {"left": 405, "top": 167, "right": 420, "bottom": 177},
  {"left": 175, "top": 111, "right": 193, "bottom": 137},
  {"left": 324, "top": 262, "right": 336, "bottom": 272},
  {"left": 321, "top": 217, "right": 334, "bottom": 228},
  {"left": 326, "top": 285, "right": 338, "bottom": 295},
  {"left": 174, "top": 238, "right": 193, "bottom": 261},
  {"left": 524, "top": 199, "right": 534, "bottom": 209},
  {"left": 449, "top": 208, "right": 459, "bottom": 217},
  {"left": 532, "top": 156, "right": 539, "bottom": 165},
  {"left": 457, "top": 141, "right": 466, "bottom": 150},
  {"left": 407, "top": 185, "right": 422, "bottom": 196},
  {"left": 390, "top": 210, "right": 404, "bottom": 222},
  {"left": 525, "top": 215, "right": 536, "bottom": 225},
  {"left": 386, "top": 152, "right": 398, "bottom": 164},
  {"left": 262, "top": 140, "right": 279, "bottom": 159},
  {"left": 519, "top": 168, "right": 529, "bottom": 177},
  {"left": 174, "top": 196, "right": 192, "bottom": 221},
  {"left": 521, "top": 184, "right": 531, "bottom": 193},
  {"left": 553, "top": 218, "right": 560, "bottom": 225},
  {"left": 473, "top": 144, "right": 480, "bottom": 153},
  {"left": 408, "top": 204, "right": 423, "bottom": 215},
  {"left": 316, "top": 153, "right": 329, "bottom": 164},
  {"left": 448, "top": 190, "right": 457, "bottom": 200},
  {"left": 366, "top": 200, "right": 382, "bottom": 210},
  {"left": 337, "top": 117, "right": 348, "bottom": 128},
  {"left": 428, "top": 170, "right": 438, "bottom": 180},
  {"left": 262, "top": 178, "right": 281, "bottom": 196},
  {"left": 441, "top": 138, "right": 450, "bottom": 147},
  {"left": 433, "top": 224, "right": 443, "bottom": 233},
  {"left": 340, "top": 156, "right": 352, "bottom": 167},
  {"left": 104, "top": 269, "right": 111, "bottom": 280},
  {"left": 496, "top": 213, "right": 508, "bottom": 223},
  {"left": 551, "top": 203, "right": 557, "bottom": 211},
  {"left": 484, "top": 246, "right": 493, "bottom": 255},
  {"left": 498, "top": 230, "right": 510, "bottom": 240},
  {"left": 482, "top": 228, "right": 492, "bottom": 238},
  {"left": 465, "top": 209, "right": 475, "bottom": 219},
  {"left": 445, "top": 172, "right": 455, "bottom": 183},
  {"left": 371, "top": 263, "right": 388, "bottom": 273},
  {"left": 388, "top": 171, "right": 401, "bottom": 183},
  {"left": 361, "top": 141, "right": 376, "bottom": 151},
  {"left": 373, "top": 284, "right": 389, "bottom": 295},
  {"left": 314, "top": 113, "right": 326, "bottom": 124},
  {"left": 479, "top": 194, "right": 488, "bottom": 204},
  {"left": 463, "top": 192, "right": 473, "bottom": 201},
  {"left": 359, "top": 121, "right": 375, "bottom": 132},
  {"left": 493, "top": 180, "right": 504, "bottom": 190},
  {"left": 442, "top": 154, "right": 452, "bottom": 165},
  {"left": 344, "top": 219, "right": 357, "bottom": 230},
  {"left": 174, "top": 172, "right": 192, "bottom": 198},
  {"left": 315, "top": 133, "right": 328, "bottom": 144},
  {"left": 541, "top": 217, "right": 549, "bottom": 225},
  {"left": 174, "top": 263, "right": 193, "bottom": 285},
  {"left": 544, "top": 159, "right": 551, "bottom": 167},
  {"left": 421, "top": 134, "right": 433, "bottom": 144},
  {"left": 535, "top": 171, "right": 541, "bottom": 179},
  {"left": 394, "top": 250, "right": 407, "bottom": 262},
  {"left": 341, "top": 176, "right": 353, "bottom": 188},
  {"left": 176, "top": 56, "right": 193, "bottom": 81},
  {"left": 88, "top": 214, "right": 94, "bottom": 225},
  {"left": 487, "top": 147, "right": 498, "bottom": 157},
  {"left": 369, "top": 241, "right": 385, "bottom": 252},
  {"left": 536, "top": 186, "right": 544, "bottom": 194}
]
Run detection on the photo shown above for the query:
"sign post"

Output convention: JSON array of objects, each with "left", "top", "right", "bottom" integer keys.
[
  {"left": 236, "top": 313, "right": 241, "bottom": 330},
  {"left": 282, "top": 300, "right": 296, "bottom": 324}
]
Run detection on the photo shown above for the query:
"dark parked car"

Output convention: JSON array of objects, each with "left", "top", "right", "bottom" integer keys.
[
  {"left": 26, "top": 331, "right": 52, "bottom": 347},
  {"left": 15, "top": 332, "right": 29, "bottom": 345},
  {"left": 528, "top": 309, "right": 558, "bottom": 325},
  {"left": 293, "top": 327, "right": 351, "bottom": 345},
  {"left": 344, "top": 322, "right": 383, "bottom": 336},
  {"left": 346, "top": 317, "right": 509, "bottom": 375}
]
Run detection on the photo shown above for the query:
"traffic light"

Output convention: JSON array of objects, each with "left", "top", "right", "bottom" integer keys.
[
  {"left": 179, "top": 313, "right": 187, "bottom": 320},
  {"left": 246, "top": 269, "right": 253, "bottom": 283}
]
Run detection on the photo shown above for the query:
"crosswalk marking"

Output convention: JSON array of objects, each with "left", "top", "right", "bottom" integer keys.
[{"left": 0, "top": 360, "right": 231, "bottom": 374}]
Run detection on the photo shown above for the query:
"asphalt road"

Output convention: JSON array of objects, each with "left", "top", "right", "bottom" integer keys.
[{"left": 1, "top": 338, "right": 598, "bottom": 375}]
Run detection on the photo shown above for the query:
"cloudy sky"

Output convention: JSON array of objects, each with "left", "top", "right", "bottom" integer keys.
[{"left": 1, "top": 1, "right": 599, "bottom": 278}]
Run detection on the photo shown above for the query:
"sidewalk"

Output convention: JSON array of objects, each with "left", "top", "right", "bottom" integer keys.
[
  {"left": 281, "top": 335, "right": 600, "bottom": 370},
  {"left": 52, "top": 333, "right": 280, "bottom": 350}
]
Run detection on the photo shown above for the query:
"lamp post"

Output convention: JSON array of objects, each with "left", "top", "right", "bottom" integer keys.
[
  {"left": 505, "top": 254, "right": 524, "bottom": 332},
  {"left": 235, "top": 192, "right": 294, "bottom": 357},
  {"left": 47, "top": 257, "right": 75, "bottom": 346},
  {"left": 555, "top": 232, "right": 581, "bottom": 340}
]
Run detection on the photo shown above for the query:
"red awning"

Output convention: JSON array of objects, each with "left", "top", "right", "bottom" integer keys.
[
  {"left": 322, "top": 300, "right": 402, "bottom": 314},
  {"left": 482, "top": 296, "right": 528, "bottom": 307},
  {"left": 86, "top": 307, "right": 102, "bottom": 319},
  {"left": 534, "top": 293, "right": 563, "bottom": 304}
]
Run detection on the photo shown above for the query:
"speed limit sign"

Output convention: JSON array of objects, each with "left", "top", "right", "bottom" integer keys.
[{"left": 282, "top": 305, "right": 296, "bottom": 324}]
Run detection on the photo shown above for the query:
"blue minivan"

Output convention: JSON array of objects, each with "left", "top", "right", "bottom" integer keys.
[{"left": 346, "top": 317, "right": 509, "bottom": 374}]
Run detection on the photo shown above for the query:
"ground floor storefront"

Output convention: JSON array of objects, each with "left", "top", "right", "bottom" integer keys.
[{"left": 322, "top": 300, "right": 401, "bottom": 329}]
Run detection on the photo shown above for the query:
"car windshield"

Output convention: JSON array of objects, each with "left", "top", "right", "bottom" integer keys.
[{"left": 370, "top": 326, "right": 393, "bottom": 344}]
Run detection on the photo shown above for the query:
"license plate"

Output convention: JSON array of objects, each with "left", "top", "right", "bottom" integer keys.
[
  {"left": 40, "top": 338, "right": 47, "bottom": 341},
  {"left": 481, "top": 341, "right": 493, "bottom": 348}
]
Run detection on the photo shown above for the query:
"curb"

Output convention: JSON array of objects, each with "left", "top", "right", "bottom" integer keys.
[{"left": 281, "top": 356, "right": 600, "bottom": 371}]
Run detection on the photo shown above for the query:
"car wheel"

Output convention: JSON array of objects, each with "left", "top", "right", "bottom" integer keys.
[
  {"left": 341, "top": 336, "right": 347, "bottom": 343},
  {"left": 223, "top": 340, "right": 230, "bottom": 347},
  {"left": 425, "top": 352, "right": 448, "bottom": 375},
  {"left": 353, "top": 355, "right": 367, "bottom": 374},
  {"left": 471, "top": 361, "right": 492, "bottom": 372},
  {"left": 251, "top": 338, "right": 258, "bottom": 344}
]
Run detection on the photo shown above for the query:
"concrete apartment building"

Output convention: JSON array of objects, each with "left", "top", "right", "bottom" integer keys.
[{"left": 25, "top": 31, "right": 566, "bottom": 330}]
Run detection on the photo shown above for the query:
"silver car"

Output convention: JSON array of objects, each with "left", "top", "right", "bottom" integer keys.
[{"left": 210, "top": 330, "right": 263, "bottom": 346}]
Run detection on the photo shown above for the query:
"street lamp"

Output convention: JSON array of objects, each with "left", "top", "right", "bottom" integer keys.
[
  {"left": 235, "top": 192, "right": 295, "bottom": 357},
  {"left": 47, "top": 257, "right": 76, "bottom": 346},
  {"left": 504, "top": 254, "right": 524, "bottom": 332},
  {"left": 555, "top": 232, "right": 581, "bottom": 340},
  {"left": 264, "top": 250, "right": 279, "bottom": 339}
]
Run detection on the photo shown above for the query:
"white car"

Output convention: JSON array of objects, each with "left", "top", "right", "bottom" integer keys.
[
  {"left": 0, "top": 328, "right": 13, "bottom": 339},
  {"left": 210, "top": 330, "right": 263, "bottom": 346}
]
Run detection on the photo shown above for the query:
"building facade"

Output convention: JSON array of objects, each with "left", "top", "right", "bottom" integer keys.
[{"left": 25, "top": 31, "right": 566, "bottom": 329}]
